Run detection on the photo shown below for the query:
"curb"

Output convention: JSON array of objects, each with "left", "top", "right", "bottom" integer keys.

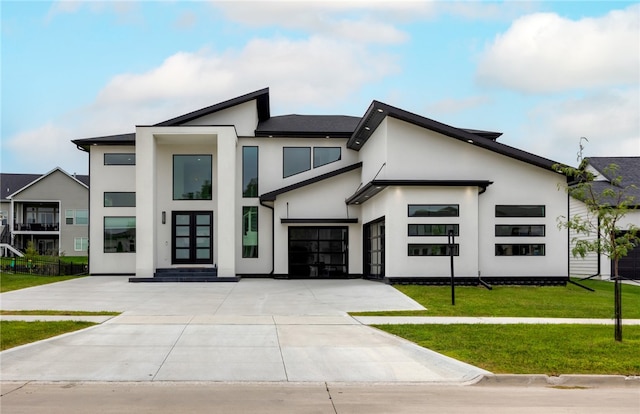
[{"left": 475, "top": 374, "right": 640, "bottom": 388}]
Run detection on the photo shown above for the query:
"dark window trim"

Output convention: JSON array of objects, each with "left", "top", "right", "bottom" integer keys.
[
  {"left": 408, "top": 243, "right": 459, "bottom": 256},
  {"left": 104, "top": 153, "right": 136, "bottom": 165},
  {"left": 242, "top": 206, "right": 258, "bottom": 258},
  {"left": 242, "top": 146, "right": 259, "bottom": 198},
  {"left": 495, "top": 244, "right": 546, "bottom": 256},
  {"left": 104, "top": 192, "right": 136, "bottom": 207},
  {"left": 313, "top": 147, "right": 341, "bottom": 168},
  {"left": 495, "top": 224, "right": 545, "bottom": 237},
  {"left": 495, "top": 205, "right": 546, "bottom": 217},
  {"left": 172, "top": 154, "right": 213, "bottom": 201},
  {"left": 283, "top": 146, "right": 311, "bottom": 178},
  {"left": 408, "top": 224, "right": 459, "bottom": 237},
  {"left": 408, "top": 204, "right": 460, "bottom": 217}
]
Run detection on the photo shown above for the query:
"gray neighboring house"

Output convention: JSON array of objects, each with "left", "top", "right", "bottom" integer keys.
[
  {"left": 569, "top": 156, "right": 640, "bottom": 279},
  {"left": 0, "top": 167, "right": 89, "bottom": 257}
]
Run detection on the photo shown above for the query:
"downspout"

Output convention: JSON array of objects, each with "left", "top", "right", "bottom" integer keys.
[{"left": 259, "top": 199, "right": 274, "bottom": 276}]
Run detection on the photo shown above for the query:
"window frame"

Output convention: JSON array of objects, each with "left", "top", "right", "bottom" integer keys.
[
  {"left": 74, "top": 237, "right": 88, "bottom": 252},
  {"left": 408, "top": 224, "right": 459, "bottom": 237},
  {"left": 104, "top": 192, "right": 136, "bottom": 207},
  {"left": 313, "top": 147, "right": 341, "bottom": 168},
  {"left": 283, "top": 147, "right": 311, "bottom": 178},
  {"left": 495, "top": 205, "right": 545, "bottom": 217},
  {"left": 242, "top": 206, "right": 259, "bottom": 258},
  {"left": 495, "top": 244, "right": 546, "bottom": 256},
  {"left": 104, "top": 153, "right": 136, "bottom": 165},
  {"left": 242, "top": 146, "right": 259, "bottom": 198},
  {"left": 172, "top": 154, "right": 213, "bottom": 200},
  {"left": 103, "top": 216, "right": 136, "bottom": 253},
  {"left": 495, "top": 225, "right": 545, "bottom": 237},
  {"left": 408, "top": 243, "right": 459, "bottom": 256},
  {"left": 408, "top": 204, "right": 459, "bottom": 217}
]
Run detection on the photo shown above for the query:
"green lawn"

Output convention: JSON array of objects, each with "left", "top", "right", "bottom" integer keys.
[
  {"left": 377, "top": 324, "right": 640, "bottom": 375},
  {"left": 0, "top": 320, "right": 96, "bottom": 351},
  {"left": 352, "top": 278, "right": 640, "bottom": 319},
  {"left": 0, "top": 273, "right": 83, "bottom": 293}
]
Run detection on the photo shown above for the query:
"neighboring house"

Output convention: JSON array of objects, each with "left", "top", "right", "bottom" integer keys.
[
  {"left": 73, "top": 88, "right": 570, "bottom": 283},
  {"left": 0, "top": 168, "right": 89, "bottom": 257},
  {"left": 569, "top": 157, "right": 640, "bottom": 280}
]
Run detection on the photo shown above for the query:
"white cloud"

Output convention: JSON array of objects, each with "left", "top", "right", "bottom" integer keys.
[
  {"left": 476, "top": 5, "right": 640, "bottom": 93},
  {"left": 426, "top": 95, "right": 491, "bottom": 115},
  {"left": 518, "top": 88, "right": 640, "bottom": 165}
]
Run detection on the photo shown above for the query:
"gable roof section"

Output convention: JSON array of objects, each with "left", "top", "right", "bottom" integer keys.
[
  {"left": 154, "top": 88, "right": 270, "bottom": 126},
  {"left": 8, "top": 167, "right": 88, "bottom": 199},
  {"left": 256, "top": 114, "right": 361, "bottom": 138},
  {"left": 347, "top": 100, "right": 560, "bottom": 171},
  {"left": 584, "top": 156, "right": 640, "bottom": 207},
  {"left": 260, "top": 162, "right": 362, "bottom": 201},
  {"left": 1, "top": 173, "right": 42, "bottom": 202}
]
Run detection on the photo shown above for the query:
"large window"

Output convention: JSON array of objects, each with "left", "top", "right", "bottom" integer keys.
[
  {"left": 408, "top": 204, "right": 459, "bottom": 217},
  {"left": 173, "top": 155, "right": 212, "bottom": 200},
  {"left": 104, "top": 217, "right": 136, "bottom": 253},
  {"left": 104, "top": 192, "right": 136, "bottom": 207},
  {"left": 313, "top": 147, "right": 341, "bottom": 168},
  {"left": 495, "top": 225, "right": 545, "bottom": 237},
  {"left": 408, "top": 244, "right": 459, "bottom": 256},
  {"left": 283, "top": 147, "right": 311, "bottom": 178},
  {"left": 495, "top": 205, "right": 545, "bottom": 217},
  {"left": 409, "top": 224, "right": 459, "bottom": 236},
  {"left": 242, "top": 206, "right": 258, "bottom": 258},
  {"left": 495, "top": 244, "right": 545, "bottom": 256},
  {"left": 104, "top": 153, "right": 135, "bottom": 165},
  {"left": 242, "top": 147, "right": 259, "bottom": 197}
]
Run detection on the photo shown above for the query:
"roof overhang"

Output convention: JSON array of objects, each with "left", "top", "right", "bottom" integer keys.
[{"left": 346, "top": 179, "right": 494, "bottom": 205}]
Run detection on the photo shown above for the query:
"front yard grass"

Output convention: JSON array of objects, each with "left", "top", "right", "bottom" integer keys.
[
  {"left": 352, "top": 278, "right": 640, "bottom": 318},
  {"left": 0, "top": 320, "right": 96, "bottom": 351},
  {"left": 376, "top": 324, "right": 640, "bottom": 375},
  {"left": 0, "top": 273, "right": 84, "bottom": 293}
]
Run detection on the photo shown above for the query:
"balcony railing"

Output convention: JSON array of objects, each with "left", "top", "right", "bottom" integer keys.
[{"left": 13, "top": 223, "right": 59, "bottom": 232}]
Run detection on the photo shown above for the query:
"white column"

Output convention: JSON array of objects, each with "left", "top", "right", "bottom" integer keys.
[
  {"left": 135, "top": 127, "right": 156, "bottom": 277},
  {"left": 216, "top": 130, "right": 237, "bottom": 277}
]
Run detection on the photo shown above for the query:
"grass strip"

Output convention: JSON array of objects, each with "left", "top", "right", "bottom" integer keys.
[
  {"left": 0, "top": 310, "right": 120, "bottom": 316},
  {"left": 0, "top": 274, "right": 83, "bottom": 293},
  {"left": 376, "top": 324, "right": 640, "bottom": 375},
  {"left": 352, "top": 279, "right": 640, "bottom": 318},
  {"left": 1, "top": 320, "right": 96, "bottom": 351}
]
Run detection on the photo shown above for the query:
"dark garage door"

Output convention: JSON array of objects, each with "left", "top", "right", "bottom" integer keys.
[{"left": 288, "top": 227, "right": 348, "bottom": 278}]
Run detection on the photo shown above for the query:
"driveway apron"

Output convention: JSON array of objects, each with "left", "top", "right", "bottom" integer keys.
[{"left": 0, "top": 277, "right": 489, "bottom": 382}]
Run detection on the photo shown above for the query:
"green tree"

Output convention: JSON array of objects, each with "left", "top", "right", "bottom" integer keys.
[{"left": 555, "top": 159, "right": 639, "bottom": 341}]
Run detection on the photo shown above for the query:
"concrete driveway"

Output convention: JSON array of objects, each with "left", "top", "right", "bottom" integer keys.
[{"left": 0, "top": 277, "right": 489, "bottom": 382}]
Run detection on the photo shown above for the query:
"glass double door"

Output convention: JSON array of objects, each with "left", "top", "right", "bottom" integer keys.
[{"left": 172, "top": 211, "right": 213, "bottom": 264}]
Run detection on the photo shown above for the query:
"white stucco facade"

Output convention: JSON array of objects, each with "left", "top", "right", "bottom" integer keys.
[{"left": 75, "top": 88, "right": 571, "bottom": 283}]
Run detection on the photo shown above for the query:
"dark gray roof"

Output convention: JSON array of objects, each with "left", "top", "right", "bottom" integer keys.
[
  {"left": 586, "top": 156, "right": 640, "bottom": 206},
  {"left": 73, "top": 132, "right": 136, "bottom": 150},
  {"left": 348, "top": 100, "right": 560, "bottom": 172},
  {"left": 256, "top": 115, "right": 361, "bottom": 138},
  {"left": 0, "top": 172, "right": 89, "bottom": 202}
]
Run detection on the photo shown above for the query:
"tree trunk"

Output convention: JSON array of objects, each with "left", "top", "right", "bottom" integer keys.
[{"left": 614, "top": 258, "right": 622, "bottom": 342}]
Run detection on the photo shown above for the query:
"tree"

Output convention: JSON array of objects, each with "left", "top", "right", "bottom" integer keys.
[{"left": 555, "top": 157, "right": 639, "bottom": 342}]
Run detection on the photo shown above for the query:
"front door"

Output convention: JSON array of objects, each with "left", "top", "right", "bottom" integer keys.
[{"left": 172, "top": 211, "right": 213, "bottom": 264}]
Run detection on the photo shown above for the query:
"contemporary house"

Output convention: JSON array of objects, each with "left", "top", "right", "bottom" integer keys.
[
  {"left": 0, "top": 168, "right": 89, "bottom": 257},
  {"left": 569, "top": 157, "right": 640, "bottom": 280},
  {"left": 73, "top": 88, "right": 570, "bottom": 283}
]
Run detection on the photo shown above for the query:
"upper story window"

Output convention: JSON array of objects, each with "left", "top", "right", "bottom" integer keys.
[
  {"left": 173, "top": 155, "right": 212, "bottom": 200},
  {"left": 495, "top": 205, "right": 545, "bottom": 217},
  {"left": 242, "top": 147, "right": 258, "bottom": 197},
  {"left": 104, "top": 153, "right": 135, "bottom": 165},
  {"left": 104, "top": 192, "right": 136, "bottom": 207},
  {"left": 283, "top": 147, "right": 311, "bottom": 178},
  {"left": 313, "top": 147, "right": 341, "bottom": 168},
  {"left": 408, "top": 204, "right": 459, "bottom": 217}
]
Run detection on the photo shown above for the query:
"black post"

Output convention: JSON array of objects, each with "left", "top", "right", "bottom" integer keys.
[
  {"left": 448, "top": 230, "right": 455, "bottom": 306},
  {"left": 614, "top": 276, "right": 622, "bottom": 341}
]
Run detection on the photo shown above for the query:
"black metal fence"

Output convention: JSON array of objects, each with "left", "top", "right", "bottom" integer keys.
[{"left": 1, "top": 257, "right": 88, "bottom": 276}]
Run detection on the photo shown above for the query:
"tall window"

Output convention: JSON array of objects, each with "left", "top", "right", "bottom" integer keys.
[
  {"left": 283, "top": 147, "right": 311, "bottom": 178},
  {"left": 242, "top": 147, "right": 259, "bottom": 197},
  {"left": 313, "top": 147, "right": 341, "bottom": 168},
  {"left": 242, "top": 206, "right": 258, "bottom": 258},
  {"left": 408, "top": 204, "right": 459, "bottom": 217},
  {"left": 104, "top": 217, "right": 136, "bottom": 253},
  {"left": 104, "top": 153, "right": 135, "bottom": 165},
  {"left": 104, "top": 192, "right": 136, "bottom": 207},
  {"left": 173, "top": 155, "right": 212, "bottom": 200}
]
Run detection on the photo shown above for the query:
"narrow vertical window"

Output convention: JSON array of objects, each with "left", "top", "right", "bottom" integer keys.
[
  {"left": 242, "top": 147, "right": 259, "bottom": 197},
  {"left": 242, "top": 206, "right": 258, "bottom": 258}
]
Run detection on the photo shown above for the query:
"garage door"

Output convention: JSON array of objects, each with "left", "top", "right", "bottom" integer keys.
[
  {"left": 288, "top": 227, "right": 348, "bottom": 278},
  {"left": 618, "top": 244, "right": 640, "bottom": 279}
]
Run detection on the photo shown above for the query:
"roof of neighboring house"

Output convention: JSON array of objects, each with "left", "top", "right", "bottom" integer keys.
[
  {"left": 585, "top": 156, "right": 640, "bottom": 207},
  {"left": 1, "top": 168, "right": 89, "bottom": 202},
  {"left": 347, "top": 100, "right": 559, "bottom": 171}
]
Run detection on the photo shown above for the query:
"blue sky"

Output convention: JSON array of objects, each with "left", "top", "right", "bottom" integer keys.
[{"left": 2, "top": 1, "right": 639, "bottom": 175}]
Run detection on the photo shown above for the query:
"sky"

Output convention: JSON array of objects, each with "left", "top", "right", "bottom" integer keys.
[{"left": 2, "top": 0, "right": 639, "bottom": 175}]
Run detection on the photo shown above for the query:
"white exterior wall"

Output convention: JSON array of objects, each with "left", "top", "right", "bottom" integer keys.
[
  {"left": 184, "top": 101, "right": 258, "bottom": 137},
  {"left": 568, "top": 197, "right": 599, "bottom": 277},
  {"left": 89, "top": 145, "right": 137, "bottom": 274}
]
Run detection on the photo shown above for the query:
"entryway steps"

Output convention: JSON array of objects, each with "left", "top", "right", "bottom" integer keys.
[{"left": 129, "top": 268, "right": 240, "bottom": 283}]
